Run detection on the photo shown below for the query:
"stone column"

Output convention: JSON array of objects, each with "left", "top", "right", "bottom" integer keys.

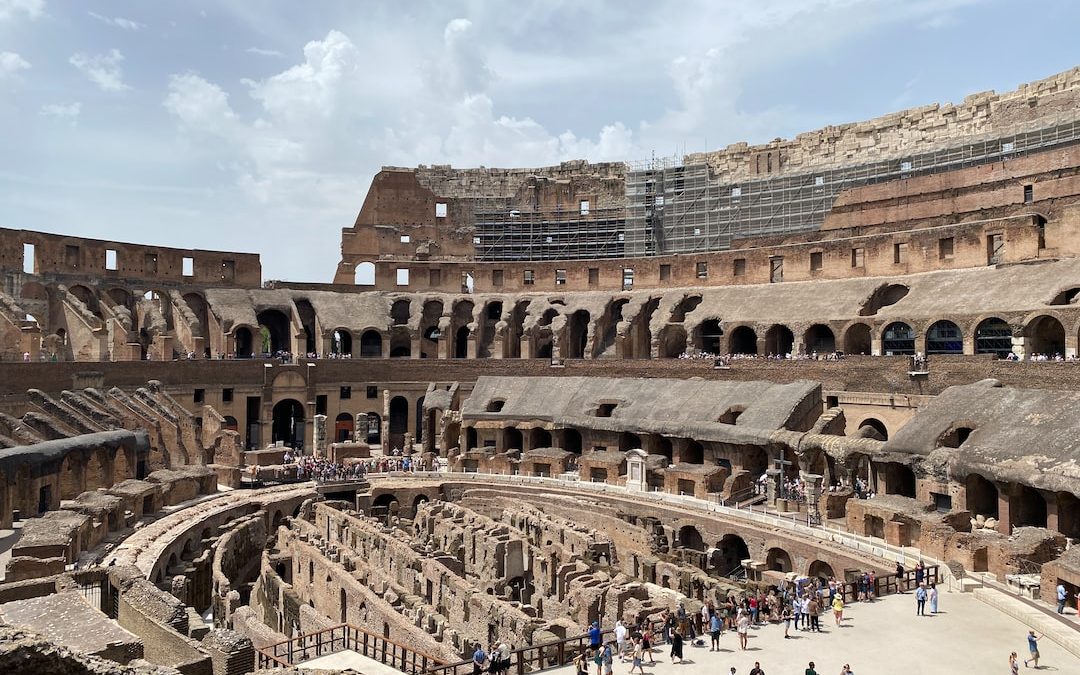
[
  {"left": 766, "top": 468, "right": 781, "bottom": 505},
  {"left": 313, "top": 414, "right": 327, "bottom": 458},
  {"left": 870, "top": 336, "right": 883, "bottom": 357},
  {"left": 803, "top": 472, "right": 824, "bottom": 525},
  {"left": 381, "top": 390, "right": 390, "bottom": 455},
  {"left": 1011, "top": 336, "right": 1026, "bottom": 360},
  {"left": 411, "top": 335, "right": 422, "bottom": 359}
]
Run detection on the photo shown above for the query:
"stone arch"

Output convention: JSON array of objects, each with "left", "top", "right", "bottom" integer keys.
[
  {"left": 925, "top": 319, "right": 963, "bottom": 354},
  {"left": 857, "top": 417, "right": 889, "bottom": 441},
  {"left": 657, "top": 324, "right": 688, "bottom": 358},
  {"left": 1013, "top": 484, "right": 1047, "bottom": 529},
  {"left": 359, "top": 330, "right": 383, "bottom": 358},
  {"left": 765, "top": 547, "right": 793, "bottom": 573},
  {"left": 389, "top": 396, "right": 409, "bottom": 451},
  {"left": 529, "top": 427, "right": 552, "bottom": 449},
  {"left": 764, "top": 324, "right": 793, "bottom": 356},
  {"left": 1025, "top": 314, "right": 1065, "bottom": 356},
  {"left": 619, "top": 432, "right": 642, "bottom": 452},
  {"left": 565, "top": 310, "right": 590, "bottom": 359},
  {"left": 682, "top": 440, "right": 704, "bottom": 464},
  {"left": 334, "top": 412, "right": 354, "bottom": 443},
  {"left": 843, "top": 322, "right": 872, "bottom": 355},
  {"left": 504, "top": 426, "right": 523, "bottom": 452},
  {"left": 454, "top": 326, "right": 470, "bottom": 358},
  {"left": 354, "top": 261, "right": 375, "bottom": 286},
  {"left": 256, "top": 309, "right": 291, "bottom": 354},
  {"left": 563, "top": 428, "right": 582, "bottom": 454},
  {"left": 678, "top": 525, "right": 704, "bottom": 551},
  {"left": 389, "top": 328, "right": 411, "bottom": 357},
  {"left": 330, "top": 328, "right": 353, "bottom": 356},
  {"left": 808, "top": 560, "right": 834, "bottom": 579},
  {"left": 391, "top": 299, "right": 411, "bottom": 325},
  {"left": 728, "top": 326, "right": 757, "bottom": 355},
  {"left": 803, "top": 324, "right": 835, "bottom": 353},
  {"left": 711, "top": 534, "right": 749, "bottom": 576},
  {"left": 974, "top": 317, "right": 1012, "bottom": 357},
  {"left": 272, "top": 399, "right": 305, "bottom": 449},
  {"left": 696, "top": 319, "right": 723, "bottom": 355},
  {"left": 882, "top": 321, "right": 915, "bottom": 355},
  {"left": 234, "top": 326, "right": 255, "bottom": 358}
]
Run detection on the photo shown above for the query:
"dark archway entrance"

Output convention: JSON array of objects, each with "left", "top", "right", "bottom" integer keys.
[
  {"left": 335, "top": 412, "right": 354, "bottom": 442},
  {"left": 699, "top": 319, "right": 723, "bottom": 355},
  {"left": 711, "top": 534, "right": 749, "bottom": 577},
  {"left": 975, "top": 317, "right": 1012, "bottom": 357},
  {"left": 454, "top": 327, "right": 470, "bottom": 359},
  {"left": 766, "top": 548, "right": 793, "bottom": 573},
  {"left": 882, "top": 322, "right": 915, "bottom": 355},
  {"left": 256, "top": 310, "right": 291, "bottom": 353},
  {"left": 272, "top": 399, "right": 305, "bottom": 449},
  {"left": 926, "top": 320, "right": 962, "bottom": 354},
  {"left": 764, "top": 324, "right": 793, "bottom": 356},
  {"left": 965, "top": 474, "right": 998, "bottom": 519},
  {"left": 729, "top": 326, "right": 757, "bottom": 355},
  {"left": 678, "top": 525, "right": 704, "bottom": 551},
  {"left": 235, "top": 327, "right": 254, "bottom": 358},
  {"left": 360, "top": 330, "right": 382, "bottom": 358},
  {"left": 804, "top": 324, "right": 835, "bottom": 353},
  {"left": 389, "top": 396, "right": 409, "bottom": 451},
  {"left": 844, "top": 323, "right": 872, "bottom": 355},
  {"left": 1027, "top": 315, "right": 1065, "bottom": 357},
  {"left": 331, "top": 329, "right": 353, "bottom": 357}
]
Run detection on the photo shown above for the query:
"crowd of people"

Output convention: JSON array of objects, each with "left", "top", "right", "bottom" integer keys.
[
  {"left": 249, "top": 448, "right": 444, "bottom": 484},
  {"left": 678, "top": 350, "right": 846, "bottom": 363}
]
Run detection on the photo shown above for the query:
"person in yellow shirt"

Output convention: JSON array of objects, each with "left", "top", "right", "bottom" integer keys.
[{"left": 832, "top": 594, "right": 844, "bottom": 626}]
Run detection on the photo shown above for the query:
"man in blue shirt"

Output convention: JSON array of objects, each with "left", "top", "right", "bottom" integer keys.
[
  {"left": 915, "top": 584, "right": 927, "bottom": 616},
  {"left": 1057, "top": 583, "right": 1067, "bottom": 614},
  {"left": 472, "top": 643, "right": 487, "bottom": 675},
  {"left": 588, "top": 622, "right": 602, "bottom": 650}
]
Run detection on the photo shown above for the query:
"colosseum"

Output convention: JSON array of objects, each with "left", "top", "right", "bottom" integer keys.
[{"left": 3, "top": 68, "right": 1080, "bottom": 674}]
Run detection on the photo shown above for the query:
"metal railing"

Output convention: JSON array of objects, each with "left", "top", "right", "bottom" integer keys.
[{"left": 256, "top": 623, "right": 444, "bottom": 672}]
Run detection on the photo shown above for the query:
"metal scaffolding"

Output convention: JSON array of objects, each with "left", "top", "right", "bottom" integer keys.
[{"left": 472, "top": 199, "right": 626, "bottom": 261}]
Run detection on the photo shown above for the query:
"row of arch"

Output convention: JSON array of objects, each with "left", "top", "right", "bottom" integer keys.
[
  {"left": 676, "top": 526, "right": 836, "bottom": 578},
  {"left": 269, "top": 395, "right": 424, "bottom": 450}
]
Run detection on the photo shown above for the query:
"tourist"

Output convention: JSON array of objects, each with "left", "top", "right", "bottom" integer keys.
[
  {"left": 805, "top": 661, "right": 818, "bottom": 675},
  {"left": 736, "top": 609, "right": 750, "bottom": 650},
  {"left": 472, "top": 643, "right": 487, "bottom": 675},
  {"left": 840, "top": 665, "right": 854, "bottom": 675},
  {"left": 895, "top": 561, "right": 906, "bottom": 593},
  {"left": 915, "top": 561, "right": 925, "bottom": 587},
  {"left": 496, "top": 642, "right": 511, "bottom": 674},
  {"left": 710, "top": 609, "right": 722, "bottom": 651},
  {"left": 1009, "top": 652, "right": 1019, "bottom": 675},
  {"left": 629, "top": 637, "right": 644, "bottom": 675},
  {"left": 808, "top": 595, "right": 821, "bottom": 632},
  {"left": 640, "top": 624, "right": 655, "bottom": 664},
  {"left": 1023, "top": 630, "right": 1041, "bottom": 668},
  {"left": 588, "top": 621, "right": 602, "bottom": 651},
  {"left": 749, "top": 662, "right": 765, "bottom": 675},
  {"left": 575, "top": 650, "right": 590, "bottom": 675},
  {"left": 601, "top": 641, "right": 613, "bottom": 675},
  {"left": 669, "top": 628, "right": 684, "bottom": 664},
  {"left": 832, "top": 593, "right": 844, "bottom": 626},
  {"left": 915, "top": 583, "right": 927, "bottom": 616},
  {"left": 793, "top": 594, "right": 803, "bottom": 631},
  {"left": 592, "top": 645, "right": 603, "bottom": 675},
  {"left": 929, "top": 583, "right": 938, "bottom": 614},
  {"left": 782, "top": 602, "right": 793, "bottom": 639},
  {"left": 800, "top": 595, "right": 812, "bottom": 631},
  {"left": 615, "top": 620, "right": 627, "bottom": 661},
  {"left": 1056, "top": 582, "right": 1067, "bottom": 614}
]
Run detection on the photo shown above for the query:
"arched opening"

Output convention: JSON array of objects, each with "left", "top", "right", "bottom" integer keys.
[
  {"left": 234, "top": 327, "right": 254, "bottom": 358},
  {"left": 765, "top": 547, "right": 793, "bottom": 573},
  {"left": 563, "top": 429, "right": 582, "bottom": 454},
  {"left": 1014, "top": 484, "right": 1047, "bottom": 529},
  {"left": 363, "top": 413, "right": 381, "bottom": 445},
  {"left": 359, "top": 330, "right": 383, "bottom": 358},
  {"left": 619, "top": 432, "right": 642, "bottom": 452},
  {"left": 764, "top": 324, "right": 793, "bottom": 356},
  {"left": 844, "top": 323, "right": 872, "bottom": 355},
  {"left": 454, "top": 326, "right": 470, "bottom": 359},
  {"left": 69, "top": 285, "right": 100, "bottom": 317},
  {"left": 272, "top": 399, "right": 305, "bottom": 449},
  {"left": 389, "top": 396, "right": 408, "bottom": 451},
  {"left": 354, "top": 261, "right": 375, "bottom": 286},
  {"left": 804, "top": 324, "right": 835, "bottom": 353},
  {"left": 859, "top": 283, "right": 909, "bottom": 316},
  {"left": 938, "top": 424, "right": 974, "bottom": 448},
  {"left": 256, "top": 310, "right": 291, "bottom": 354},
  {"left": 682, "top": 440, "right": 704, "bottom": 464},
  {"left": 335, "top": 412, "right": 354, "bottom": 443},
  {"left": 566, "top": 310, "right": 590, "bottom": 359},
  {"left": 698, "top": 319, "right": 723, "bottom": 355},
  {"left": 391, "top": 299, "right": 411, "bottom": 326},
  {"left": 655, "top": 437, "right": 673, "bottom": 463},
  {"left": 975, "top": 317, "right": 1012, "bottom": 357},
  {"left": 711, "top": 534, "right": 749, "bottom": 577},
  {"left": 294, "top": 299, "right": 317, "bottom": 355},
  {"left": 340, "top": 589, "right": 348, "bottom": 622},
  {"left": 373, "top": 493, "right": 397, "bottom": 510},
  {"left": 926, "top": 320, "right": 962, "bottom": 354},
  {"left": 223, "top": 415, "right": 238, "bottom": 432},
  {"left": 466, "top": 426, "right": 478, "bottom": 451},
  {"left": 678, "top": 525, "right": 704, "bottom": 551},
  {"left": 658, "top": 325, "right": 688, "bottom": 358},
  {"left": 419, "top": 300, "right": 444, "bottom": 358},
  {"left": 331, "top": 329, "right": 353, "bottom": 357},
  {"left": 529, "top": 427, "right": 553, "bottom": 449},
  {"left": 1056, "top": 492, "right": 1080, "bottom": 539},
  {"left": 882, "top": 322, "right": 915, "bottom": 355},
  {"left": 415, "top": 396, "right": 424, "bottom": 444},
  {"left": 729, "top": 326, "right": 757, "bottom": 355},
  {"left": 808, "top": 560, "right": 835, "bottom": 580},
  {"left": 858, "top": 418, "right": 888, "bottom": 441},
  {"left": 965, "top": 474, "right": 998, "bottom": 519},
  {"left": 478, "top": 301, "right": 503, "bottom": 358},
  {"left": 1026, "top": 315, "right": 1065, "bottom": 357},
  {"left": 389, "top": 329, "right": 411, "bottom": 357},
  {"left": 504, "top": 427, "right": 523, "bottom": 452}
]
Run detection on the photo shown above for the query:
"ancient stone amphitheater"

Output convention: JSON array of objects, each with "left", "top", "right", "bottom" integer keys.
[{"left": 3, "top": 68, "right": 1080, "bottom": 674}]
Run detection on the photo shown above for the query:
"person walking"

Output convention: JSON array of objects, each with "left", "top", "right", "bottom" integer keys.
[
  {"left": 1010, "top": 651, "right": 1019, "bottom": 675},
  {"left": 641, "top": 624, "right": 655, "bottom": 664},
  {"left": 574, "top": 650, "right": 589, "bottom": 675},
  {"left": 615, "top": 620, "right": 627, "bottom": 662},
  {"left": 710, "top": 610, "right": 722, "bottom": 651},
  {"left": 1023, "top": 631, "right": 1041, "bottom": 668},
  {"left": 669, "top": 629, "right": 684, "bottom": 664},
  {"left": 629, "top": 638, "right": 644, "bottom": 675},
  {"left": 805, "top": 661, "right": 818, "bottom": 675},
  {"left": 736, "top": 609, "right": 750, "bottom": 650},
  {"left": 749, "top": 662, "right": 765, "bottom": 675},
  {"left": 472, "top": 643, "right": 487, "bottom": 675},
  {"left": 915, "top": 584, "right": 927, "bottom": 616},
  {"left": 832, "top": 594, "right": 844, "bottom": 626},
  {"left": 808, "top": 596, "right": 821, "bottom": 632},
  {"left": 929, "top": 583, "right": 939, "bottom": 614},
  {"left": 895, "top": 561, "right": 906, "bottom": 593},
  {"left": 1057, "top": 583, "right": 1067, "bottom": 614},
  {"left": 782, "top": 603, "right": 793, "bottom": 639}
]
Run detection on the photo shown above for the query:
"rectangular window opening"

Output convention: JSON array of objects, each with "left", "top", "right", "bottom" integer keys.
[
  {"left": 939, "top": 237, "right": 955, "bottom": 260},
  {"left": 316, "top": 395, "right": 328, "bottom": 416},
  {"left": 660, "top": 264, "right": 672, "bottom": 281},
  {"left": 144, "top": 253, "right": 158, "bottom": 275},
  {"left": 733, "top": 258, "right": 746, "bottom": 277},
  {"left": 65, "top": 245, "right": 80, "bottom": 269},
  {"left": 579, "top": 200, "right": 590, "bottom": 215},
  {"left": 400, "top": 235, "right": 411, "bottom": 243},
  {"left": 622, "top": 268, "right": 634, "bottom": 290},
  {"left": 435, "top": 202, "right": 448, "bottom": 218},
  {"left": 222, "top": 388, "right": 233, "bottom": 403},
  {"left": 105, "top": 249, "right": 118, "bottom": 271},
  {"left": 366, "top": 386, "right": 378, "bottom": 399},
  {"left": 461, "top": 271, "right": 474, "bottom": 293},
  {"left": 695, "top": 261, "right": 708, "bottom": 279},
  {"left": 491, "top": 269, "right": 503, "bottom": 287},
  {"left": 22, "top": 243, "right": 35, "bottom": 274},
  {"left": 588, "top": 268, "right": 599, "bottom": 286},
  {"left": 555, "top": 269, "right": 566, "bottom": 285},
  {"left": 396, "top": 268, "right": 410, "bottom": 286},
  {"left": 340, "top": 386, "right": 352, "bottom": 400},
  {"left": 523, "top": 270, "right": 535, "bottom": 286},
  {"left": 221, "top": 259, "right": 235, "bottom": 282},
  {"left": 851, "top": 247, "right": 865, "bottom": 268},
  {"left": 894, "top": 242, "right": 908, "bottom": 264},
  {"left": 810, "top": 251, "right": 823, "bottom": 271},
  {"left": 987, "top": 233, "right": 1004, "bottom": 266},
  {"left": 428, "top": 269, "right": 441, "bottom": 286},
  {"left": 193, "top": 388, "right": 205, "bottom": 404},
  {"left": 1023, "top": 184, "right": 1033, "bottom": 204},
  {"left": 182, "top": 256, "right": 194, "bottom": 277}
]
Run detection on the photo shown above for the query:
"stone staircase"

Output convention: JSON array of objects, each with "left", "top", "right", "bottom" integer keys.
[{"left": 973, "top": 586, "right": 1080, "bottom": 659}]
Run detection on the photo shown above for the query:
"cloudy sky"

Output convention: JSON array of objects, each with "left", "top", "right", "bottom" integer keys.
[{"left": 1, "top": 1, "right": 1078, "bottom": 282}]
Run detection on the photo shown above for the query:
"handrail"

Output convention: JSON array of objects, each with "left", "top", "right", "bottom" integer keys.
[{"left": 255, "top": 623, "right": 446, "bottom": 672}]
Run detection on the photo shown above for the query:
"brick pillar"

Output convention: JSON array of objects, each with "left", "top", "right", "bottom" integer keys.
[
  {"left": 962, "top": 335, "right": 975, "bottom": 356},
  {"left": 1045, "top": 491, "right": 1060, "bottom": 533},
  {"left": 997, "top": 483, "right": 1013, "bottom": 535},
  {"left": 411, "top": 335, "right": 422, "bottom": 359},
  {"left": 870, "top": 336, "right": 883, "bottom": 357}
]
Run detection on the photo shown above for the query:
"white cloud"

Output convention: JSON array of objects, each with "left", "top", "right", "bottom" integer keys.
[
  {"left": 88, "top": 11, "right": 144, "bottom": 31},
  {"left": 0, "top": 51, "right": 30, "bottom": 78},
  {"left": 245, "top": 30, "right": 359, "bottom": 124},
  {"left": 164, "top": 73, "right": 238, "bottom": 136},
  {"left": 39, "top": 102, "right": 81, "bottom": 124},
  {"left": 246, "top": 47, "right": 283, "bottom": 57},
  {"left": 0, "top": 0, "right": 43, "bottom": 22},
  {"left": 69, "top": 49, "right": 130, "bottom": 92}
]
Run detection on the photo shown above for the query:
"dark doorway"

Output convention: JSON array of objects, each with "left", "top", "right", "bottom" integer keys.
[{"left": 272, "top": 399, "right": 305, "bottom": 449}]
